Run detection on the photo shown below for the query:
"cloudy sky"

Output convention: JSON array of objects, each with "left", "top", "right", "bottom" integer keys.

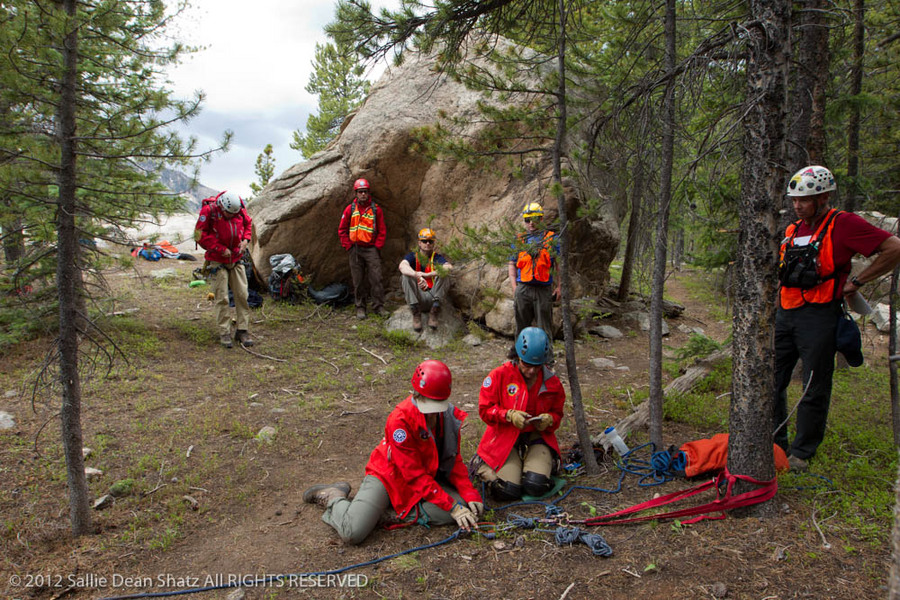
[{"left": 164, "top": 0, "right": 393, "bottom": 200}]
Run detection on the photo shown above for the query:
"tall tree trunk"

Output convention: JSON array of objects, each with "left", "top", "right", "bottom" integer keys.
[
  {"left": 57, "top": 0, "right": 92, "bottom": 536},
  {"left": 844, "top": 0, "right": 865, "bottom": 213},
  {"left": 727, "top": 0, "right": 790, "bottom": 504},
  {"left": 554, "top": 0, "right": 598, "bottom": 475},
  {"left": 891, "top": 456, "right": 900, "bottom": 598},
  {"left": 617, "top": 151, "right": 645, "bottom": 302},
  {"left": 783, "top": 0, "right": 829, "bottom": 226},
  {"left": 890, "top": 260, "right": 899, "bottom": 446},
  {"left": 648, "top": 0, "right": 677, "bottom": 447}
]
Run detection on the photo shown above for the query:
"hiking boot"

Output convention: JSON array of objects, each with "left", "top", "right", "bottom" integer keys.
[
  {"left": 428, "top": 305, "right": 440, "bottom": 329},
  {"left": 302, "top": 482, "right": 351, "bottom": 508},
  {"left": 220, "top": 334, "right": 233, "bottom": 349},
  {"left": 411, "top": 305, "right": 422, "bottom": 332},
  {"left": 356, "top": 307, "right": 366, "bottom": 320},
  {"left": 234, "top": 330, "right": 254, "bottom": 347},
  {"left": 787, "top": 454, "right": 809, "bottom": 473},
  {"left": 372, "top": 306, "right": 385, "bottom": 317}
]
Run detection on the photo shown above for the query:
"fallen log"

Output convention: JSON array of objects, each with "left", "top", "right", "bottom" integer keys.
[{"left": 591, "top": 344, "right": 733, "bottom": 449}]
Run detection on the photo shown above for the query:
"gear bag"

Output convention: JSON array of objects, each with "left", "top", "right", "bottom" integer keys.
[
  {"left": 267, "top": 253, "right": 306, "bottom": 304},
  {"left": 778, "top": 210, "right": 841, "bottom": 289}
]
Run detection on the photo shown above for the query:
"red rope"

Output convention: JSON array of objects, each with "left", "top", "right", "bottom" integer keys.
[{"left": 582, "top": 468, "right": 778, "bottom": 526}]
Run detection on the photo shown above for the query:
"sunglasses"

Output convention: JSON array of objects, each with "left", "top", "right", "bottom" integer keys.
[
  {"left": 524, "top": 217, "right": 538, "bottom": 223},
  {"left": 419, "top": 239, "right": 435, "bottom": 244}
]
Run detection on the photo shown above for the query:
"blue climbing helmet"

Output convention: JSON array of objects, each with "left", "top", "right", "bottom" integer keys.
[{"left": 515, "top": 327, "right": 550, "bottom": 366}]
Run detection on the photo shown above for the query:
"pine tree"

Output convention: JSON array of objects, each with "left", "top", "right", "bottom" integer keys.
[
  {"left": 0, "top": 0, "right": 228, "bottom": 534},
  {"left": 249, "top": 144, "right": 276, "bottom": 198},
  {"left": 291, "top": 41, "right": 371, "bottom": 159}
]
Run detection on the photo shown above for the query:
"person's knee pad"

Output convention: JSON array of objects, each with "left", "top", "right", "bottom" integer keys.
[
  {"left": 490, "top": 479, "right": 523, "bottom": 502},
  {"left": 522, "top": 471, "right": 552, "bottom": 497}
]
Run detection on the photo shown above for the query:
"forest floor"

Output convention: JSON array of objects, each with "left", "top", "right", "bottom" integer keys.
[{"left": 0, "top": 244, "right": 895, "bottom": 600}]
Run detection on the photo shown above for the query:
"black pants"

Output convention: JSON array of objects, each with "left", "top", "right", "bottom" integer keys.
[{"left": 773, "top": 301, "right": 842, "bottom": 459}]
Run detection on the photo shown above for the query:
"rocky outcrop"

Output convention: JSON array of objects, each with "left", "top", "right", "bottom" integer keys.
[{"left": 249, "top": 46, "right": 620, "bottom": 336}]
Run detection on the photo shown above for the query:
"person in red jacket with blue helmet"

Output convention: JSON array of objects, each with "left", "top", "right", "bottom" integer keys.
[
  {"left": 473, "top": 327, "right": 566, "bottom": 501},
  {"left": 303, "top": 360, "right": 483, "bottom": 545},
  {"left": 195, "top": 191, "right": 254, "bottom": 348}
]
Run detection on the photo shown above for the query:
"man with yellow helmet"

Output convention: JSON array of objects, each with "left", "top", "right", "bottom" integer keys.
[
  {"left": 399, "top": 228, "right": 453, "bottom": 331},
  {"left": 508, "top": 203, "right": 560, "bottom": 358}
]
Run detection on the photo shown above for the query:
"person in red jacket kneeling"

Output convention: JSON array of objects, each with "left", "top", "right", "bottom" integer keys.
[
  {"left": 303, "top": 360, "right": 483, "bottom": 544},
  {"left": 473, "top": 327, "right": 565, "bottom": 501}
]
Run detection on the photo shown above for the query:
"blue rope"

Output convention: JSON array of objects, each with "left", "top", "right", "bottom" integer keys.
[
  {"left": 616, "top": 442, "right": 682, "bottom": 486},
  {"left": 554, "top": 526, "right": 613, "bottom": 557},
  {"left": 97, "top": 530, "right": 461, "bottom": 600}
]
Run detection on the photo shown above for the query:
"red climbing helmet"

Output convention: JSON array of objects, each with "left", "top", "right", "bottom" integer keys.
[
  {"left": 411, "top": 359, "right": 452, "bottom": 401},
  {"left": 353, "top": 178, "right": 370, "bottom": 191}
]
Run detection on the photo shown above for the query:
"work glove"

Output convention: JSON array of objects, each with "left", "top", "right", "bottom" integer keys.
[
  {"left": 467, "top": 501, "right": 484, "bottom": 518},
  {"left": 450, "top": 503, "right": 477, "bottom": 531},
  {"left": 533, "top": 413, "right": 554, "bottom": 432},
  {"left": 505, "top": 409, "right": 530, "bottom": 430}
]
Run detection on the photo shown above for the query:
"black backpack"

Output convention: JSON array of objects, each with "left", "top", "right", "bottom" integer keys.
[{"left": 268, "top": 267, "right": 306, "bottom": 304}]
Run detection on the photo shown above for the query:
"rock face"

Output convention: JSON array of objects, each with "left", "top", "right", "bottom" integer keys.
[{"left": 249, "top": 46, "right": 620, "bottom": 335}]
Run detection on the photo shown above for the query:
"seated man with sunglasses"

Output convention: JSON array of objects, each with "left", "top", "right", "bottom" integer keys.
[
  {"left": 398, "top": 228, "right": 454, "bottom": 331},
  {"left": 508, "top": 203, "right": 560, "bottom": 360}
]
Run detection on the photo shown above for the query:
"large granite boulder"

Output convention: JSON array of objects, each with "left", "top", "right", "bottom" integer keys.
[{"left": 249, "top": 46, "right": 620, "bottom": 336}]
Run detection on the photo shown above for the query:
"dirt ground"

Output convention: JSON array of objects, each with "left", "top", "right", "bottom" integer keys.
[{"left": 0, "top": 249, "right": 892, "bottom": 600}]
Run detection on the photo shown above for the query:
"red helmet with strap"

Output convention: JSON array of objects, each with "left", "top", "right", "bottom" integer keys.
[
  {"left": 353, "top": 178, "right": 370, "bottom": 191},
  {"left": 411, "top": 360, "right": 452, "bottom": 400}
]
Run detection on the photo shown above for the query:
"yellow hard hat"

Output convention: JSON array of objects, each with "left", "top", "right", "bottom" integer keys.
[
  {"left": 522, "top": 203, "right": 544, "bottom": 219},
  {"left": 418, "top": 228, "right": 436, "bottom": 241}
]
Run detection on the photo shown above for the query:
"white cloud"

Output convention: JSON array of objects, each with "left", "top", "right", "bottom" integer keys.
[{"left": 163, "top": 0, "right": 396, "bottom": 199}]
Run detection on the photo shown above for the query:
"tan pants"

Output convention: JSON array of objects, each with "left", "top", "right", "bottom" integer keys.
[
  {"left": 210, "top": 261, "right": 249, "bottom": 336},
  {"left": 477, "top": 437, "right": 553, "bottom": 485}
]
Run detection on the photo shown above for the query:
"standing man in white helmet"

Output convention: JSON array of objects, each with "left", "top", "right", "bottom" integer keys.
[
  {"left": 508, "top": 202, "right": 560, "bottom": 359},
  {"left": 338, "top": 178, "right": 387, "bottom": 319},
  {"left": 195, "top": 190, "right": 255, "bottom": 348},
  {"left": 775, "top": 165, "right": 900, "bottom": 471}
]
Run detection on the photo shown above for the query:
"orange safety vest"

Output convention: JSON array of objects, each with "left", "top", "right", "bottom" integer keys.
[
  {"left": 349, "top": 201, "right": 377, "bottom": 244},
  {"left": 414, "top": 251, "right": 437, "bottom": 290},
  {"left": 779, "top": 209, "right": 844, "bottom": 309},
  {"left": 516, "top": 231, "right": 555, "bottom": 284}
]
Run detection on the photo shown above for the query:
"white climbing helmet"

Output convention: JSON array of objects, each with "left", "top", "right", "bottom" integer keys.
[
  {"left": 786, "top": 166, "right": 836, "bottom": 197},
  {"left": 217, "top": 191, "right": 243, "bottom": 214}
]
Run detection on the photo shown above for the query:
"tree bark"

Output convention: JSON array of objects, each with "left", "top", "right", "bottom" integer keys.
[
  {"left": 616, "top": 147, "right": 646, "bottom": 302},
  {"left": 727, "top": 0, "right": 790, "bottom": 505},
  {"left": 890, "top": 217, "right": 899, "bottom": 446},
  {"left": 57, "top": 0, "right": 92, "bottom": 536},
  {"left": 891, "top": 455, "right": 900, "bottom": 598},
  {"left": 844, "top": 0, "right": 865, "bottom": 213},
  {"left": 554, "top": 0, "right": 599, "bottom": 476},
  {"left": 648, "top": 0, "right": 677, "bottom": 448},
  {"left": 783, "top": 0, "right": 829, "bottom": 227}
]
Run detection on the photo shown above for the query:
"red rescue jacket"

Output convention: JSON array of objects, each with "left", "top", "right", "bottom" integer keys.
[
  {"left": 365, "top": 396, "right": 482, "bottom": 519},
  {"left": 195, "top": 203, "right": 252, "bottom": 265},
  {"left": 475, "top": 361, "right": 566, "bottom": 471},
  {"left": 338, "top": 199, "right": 386, "bottom": 250}
]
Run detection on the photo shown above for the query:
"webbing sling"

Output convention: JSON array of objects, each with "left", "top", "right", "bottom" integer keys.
[{"left": 582, "top": 468, "right": 777, "bottom": 526}]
